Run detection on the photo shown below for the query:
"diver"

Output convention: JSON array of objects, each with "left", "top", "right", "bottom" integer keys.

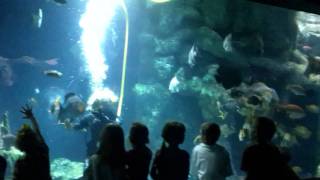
[{"left": 65, "top": 98, "right": 118, "bottom": 157}]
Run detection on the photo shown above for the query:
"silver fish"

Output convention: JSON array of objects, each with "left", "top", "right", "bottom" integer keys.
[{"left": 44, "top": 70, "right": 63, "bottom": 78}]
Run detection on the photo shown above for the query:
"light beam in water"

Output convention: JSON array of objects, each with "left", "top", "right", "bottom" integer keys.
[
  {"left": 79, "top": 0, "right": 119, "bottom": 109},
  {"left": 79, "top": 0, "right": 118, "bottom": 89},
  {"left": 80, "top": 0, "right": 129, "bottom": 119}
]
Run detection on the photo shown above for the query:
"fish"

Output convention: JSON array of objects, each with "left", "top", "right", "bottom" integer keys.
[
  {"left": 150, "top": 0, "right": 171, "bottom": 3},
  {"left": 302, "top": 45, "right": 312, "bottom": 52},
  {"left": 293, "top": 125, "right": 312, "bottom": 139},
  {"left": 188, "top": 45, "right": 197, "bottom": 68},
  {"left": 223, "top": 33, "right": 262, "bottom": 55},
  {"left": 280, "top": 132, "right": 298, "bottom": 147},
  {"left": 44, "top": 70, "right": 63, "bottom": 78},
  {"left": 17, "top": 56, "right": 59, "bottom": 66},
  {"left": 277, "top": 104, "right": 305, "bottom": 119},
  {"left": 169, "top": 76, "right": 180, "bottom": 93},
  {"left": 223, "top": 34, "right": 234, "bottom": 52},
  {"left": 44, "top": 58, "right": 59, "bottom": 66},
  {"left": 306, "top": 104, "right": 320, "bottom": 113},
  {"left": 54, "top": 0, "right": 67, "bottom": 5},
  {"left": 238, "top": 128, "right": 247, "bottom": 141},
  {"left": 32, "top": 8, "right": 43, "bottom": 28},
  {"left": 286, "top": 84, "right": 306, "bottom": 96}
]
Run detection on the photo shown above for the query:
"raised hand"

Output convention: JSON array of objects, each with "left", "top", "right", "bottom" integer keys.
[{"left": 20, "top": 104, "right": 34, "bottom": 120}]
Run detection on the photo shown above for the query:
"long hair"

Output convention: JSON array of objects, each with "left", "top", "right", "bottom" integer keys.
[
  {"left": 15, "top": 124, "right": 41, "bottom": 155},
  {"left": 97, "top": 123, "right": 125, "bottom": 169},
  {"left": 157, "top": 121, "right": 186, "bottom": 157},
  {"left": 129, "top": 122, "right": 149, "bottom": 147}
]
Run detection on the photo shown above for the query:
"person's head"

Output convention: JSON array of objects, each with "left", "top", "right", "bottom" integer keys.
[
  {"left": 200, "top": 122, "right": 221, "bottom": 145},
  {"left": 15, "top": 124, "right": 40, "bottom": 155},
  {"left": 97, "top": 123, "right": 125, "bottom": 167},
  {"left": 254, "top": 117, "right": 276, "bottom": 143},
  {"left": 0, "top": 155, "right": 6, "bottom": 180},
  {"left": 92, "top": 99, "right": 116, "bottom": 120},
  {"left": 129, "top": 122, "right": 149, "bottom": 147},
  {"left": 162, "top": 121, "right": 186, "bottom": 146}
]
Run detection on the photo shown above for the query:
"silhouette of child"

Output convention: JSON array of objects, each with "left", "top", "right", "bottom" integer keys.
[
  {"left": 0, "top": 155, "right": 6, "bottom": 180},
  {"left": 190, "top": 122, "right": 233, "bottom": 180},
  {"left": 151, "top": 121, "right": 189, "bottom": 180},
  {"left": 13, "top": 105, "right": 52, "bottom": 180},
  {"left": 83, "top": 123, "right": 127, "bottom": 180},
  {"left": 126, "top": 122, "right": 152, "bottom": 180},
  {"left": 241, "top": 117, "right": 299, "bottom": 180}
]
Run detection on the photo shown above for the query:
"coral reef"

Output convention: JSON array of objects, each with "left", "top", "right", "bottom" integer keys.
[
  {"left": 50, "top": 158, "right": 84, "bottom": 180},
  {"left": 134, "top": 0, "right": 320, "bottom": 174}
]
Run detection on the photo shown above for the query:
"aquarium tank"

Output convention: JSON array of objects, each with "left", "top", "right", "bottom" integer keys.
[{"left": 0, "top": 0, "right": 320, "bottom": 179}]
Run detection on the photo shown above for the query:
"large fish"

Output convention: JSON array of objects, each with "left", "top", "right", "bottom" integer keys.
[
  {"left": 32, "top": 8, "right": 43, "bottom": 28},
  {"left": 44, "top": 70, "right": 63, "bottom": 78},
  {"left": 0, "top": 56, "right": 58, "bottom": 86},
  {"left": 286, "top": 84, "right": 306, "bottom": 96},
  {"left": 188, "top": 45, "right": 198, "bottom": 68},
  {"left": 277, "top": 104, "right": 306, "bottom": 119},
  {"left": 150, "top": 0, "right": 171, "bottom": 3}
]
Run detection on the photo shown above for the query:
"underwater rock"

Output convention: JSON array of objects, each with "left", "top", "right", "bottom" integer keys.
[
  {"left": 134, "top": 83, "right": 170, "bottom": 98},
  {"left": 155, "top": 36, "right": 181, "bottom": 55},
  {"left": 169, "top": 64, "right": 232, "bottom": 121},
  {"left": 200, "top": 0, "right": 232, "bottom": 31},
  {"left": 297, "top": 12, "right": 320, "bottom": 38},
  {"left": 50, "top": 158, "right": 84, "bottom": 180},
  {"left": 230, "top": 82, "right": 279, "bottom": 118},
  {"left": 230, "top": 2, "right": 298, "bottom": 57},
  {"left": 153, "top": 56, "right": 176, "bottom": 80},
  {"left": 149, "top": 2, "right": 201, "bottom": 37},
  {"left": 317, "top": 164, "right": 320, "bottom": 178},
  {"left": 196, "top": 27, "right": 225, "bottom": 59},
  {"left": 133, "top": 83, "right": 171, "bottom": 148},
  {"left": 139, "top": 33, "right": 157, "bottom": 49},
  {"left": 223, "top": 32, "right": 264, "bottom": 57}
]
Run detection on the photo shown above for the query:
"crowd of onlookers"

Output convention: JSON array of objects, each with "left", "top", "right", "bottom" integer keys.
[{"left": 0, "top": 105, "right": 309, "bottom": 180}]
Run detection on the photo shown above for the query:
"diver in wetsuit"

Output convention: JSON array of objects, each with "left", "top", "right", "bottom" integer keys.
[{"left": 69, "top": 99, "right": 118, "bottom": 157}]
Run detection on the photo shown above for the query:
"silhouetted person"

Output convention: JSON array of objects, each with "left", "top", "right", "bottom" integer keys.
[
  {"left": 126, "top": 122, "right": 152, "bottom": 180},
  {"left": 68, "top": 99, "right": 117, "bottom": 157},
  {"left": 0, "top": 155, "right": 6, "bottom": 180},
  {"left": 151, "top": 121, "right": 189, "bottom": 180},
  {"left": 83, "top": 123, "right": 127, "bottom": 180},
  {"left": 241, "top": 117, "right": 299, "bottom": 180},
  {"left": 13, "top": 105, "right": 52, "bottom": 180},
  {"left": 190, "top": 122, "right": 233, "bottom": 180}
]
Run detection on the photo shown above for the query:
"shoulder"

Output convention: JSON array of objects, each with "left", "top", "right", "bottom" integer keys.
[
  {"left": 215, "top": 144, "right": 229, "bottom": 154},
  {"left": 179, "top": 149, "right": 190, "bottom": 159},
  {"left": 89, "top": 154, "right": 100, "bottom": 164},
  {"left": 145, "top": 147, "right": 152, "bottom": 157}
]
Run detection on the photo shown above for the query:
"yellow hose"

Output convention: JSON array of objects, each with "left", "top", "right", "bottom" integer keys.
[{"left": 116, "top": 0, "right": 129, "bottom": 118}]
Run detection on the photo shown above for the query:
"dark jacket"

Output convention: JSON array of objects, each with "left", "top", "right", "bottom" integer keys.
[
  {"left": 126, "top": 146, "right": 152, "bottom": 180},
  {"left": 13, "top": 142, "right": 51, "bottom": 180},
  {"left": 151, "top": 146, "right": 189, "bottom": 180}
]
